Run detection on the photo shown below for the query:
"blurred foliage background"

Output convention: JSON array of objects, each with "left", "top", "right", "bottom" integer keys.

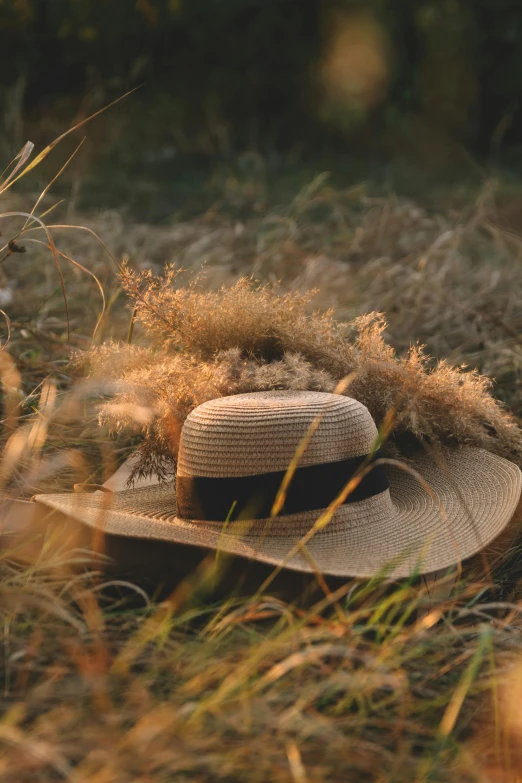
[{"left": 1, "top": 0, "right": 521, "bottom": 216}]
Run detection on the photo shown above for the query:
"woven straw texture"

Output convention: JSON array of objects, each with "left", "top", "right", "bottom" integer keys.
[{"left": 35, "top": 391, "right": 522, "bottom": 578}]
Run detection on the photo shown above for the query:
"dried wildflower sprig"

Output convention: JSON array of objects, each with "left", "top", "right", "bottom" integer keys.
[{"left": 74, "top": 267, "right": 522, "bottom": 481}]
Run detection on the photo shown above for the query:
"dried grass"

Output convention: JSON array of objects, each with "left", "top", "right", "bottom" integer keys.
[
  {"left": 2, "top": 544, "right": 521, "bottom": 783},
  {"left": 75, "top": 267, "right": 522, "bottom": 480},
  {"left": 3, "top": 153, "right": 522, "bottom": 780}
]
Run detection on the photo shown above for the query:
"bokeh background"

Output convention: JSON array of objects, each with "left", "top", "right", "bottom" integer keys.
[
  {"left": 2, "top": 0, "right": 522, "bottom": 219},
  {"left": 4, "top": 6, "right": 522, "bottom": 780}
]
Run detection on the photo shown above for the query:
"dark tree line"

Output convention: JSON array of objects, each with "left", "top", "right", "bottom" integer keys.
[{"left": 1, "top": 0, "right": 521, "bottom": 157}]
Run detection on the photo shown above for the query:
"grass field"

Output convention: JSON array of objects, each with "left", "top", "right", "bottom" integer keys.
[{"left": 3, "top": 133, "right": 522, "bottom": 781}]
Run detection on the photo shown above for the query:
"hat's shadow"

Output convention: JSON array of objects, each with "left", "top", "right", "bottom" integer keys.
[{"left": 103, "top": 530, "right": 349, "bottom": 606}]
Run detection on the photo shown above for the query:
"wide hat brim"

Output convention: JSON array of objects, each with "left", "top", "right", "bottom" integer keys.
[{"left": 34, "top": 447, "right": 522, "bottom": 578}]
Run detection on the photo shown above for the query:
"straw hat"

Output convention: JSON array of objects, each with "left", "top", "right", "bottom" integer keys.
[{"left": 34, "top": 391, "right": 522, "bottom": 578}]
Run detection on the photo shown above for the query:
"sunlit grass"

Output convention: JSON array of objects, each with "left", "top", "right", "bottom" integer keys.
[
  {"left": 2, "top": 540, "right": 522, "bottom": 781},
  {"left": 2, "top": 115, "right": 522, "bottom": 781}
]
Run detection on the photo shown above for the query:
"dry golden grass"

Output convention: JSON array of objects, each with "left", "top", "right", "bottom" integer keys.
[
  {"left": 75, "top": 269, "right": 522, "bottom": 482},
  {"left": 3, "top": 141, "right": 522, "bottom": 780},
  {"left": 3, "top": 552, "right": 522, "bottom": 783}
]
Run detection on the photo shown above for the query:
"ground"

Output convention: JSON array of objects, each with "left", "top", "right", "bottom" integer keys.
[{"left": 2, "top": 142, "right": 522, "bottom": 781}]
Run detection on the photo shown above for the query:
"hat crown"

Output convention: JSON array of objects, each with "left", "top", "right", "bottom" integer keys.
[{"left": 177, "top": 391, "right": 378, "bottom": 478}]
